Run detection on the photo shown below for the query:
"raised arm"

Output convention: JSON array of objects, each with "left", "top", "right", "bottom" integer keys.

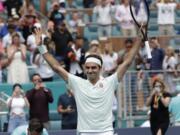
[
  {"left": 116, "top": 38, "right": 141, "bottom": 81},
  {"left": 34, "top": 29, "right": 69, "bottom": 82}
]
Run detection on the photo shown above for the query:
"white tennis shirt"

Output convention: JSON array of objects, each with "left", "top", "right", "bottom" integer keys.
[{"left": 68, "top": 73, "right": 119, "bottom": 133}]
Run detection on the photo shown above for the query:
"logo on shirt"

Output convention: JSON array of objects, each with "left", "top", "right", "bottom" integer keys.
[{"left": 99, "top": 82, "right": 104, "bottom": 88}]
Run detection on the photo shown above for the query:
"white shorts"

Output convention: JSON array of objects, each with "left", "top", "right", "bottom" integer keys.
[{"left": 79, "top": 131, "right": 114, "bottom": 135}]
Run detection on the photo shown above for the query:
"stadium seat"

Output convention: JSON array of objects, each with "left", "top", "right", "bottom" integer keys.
[
  {"left": 49, "top": 111, "right": 62, "bottom": 130},
  {"left": 150, "top": 10, "right": 157, "bottom": 18},
  {"left": 75, "top": 0, "right": 83, "bottom": 9},
  {"left": 88, "top": 25, "right": 98, "bottom": 32}
]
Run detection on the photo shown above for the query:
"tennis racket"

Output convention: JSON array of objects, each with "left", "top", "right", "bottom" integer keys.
[{"left": 129, "top": 0, "right": 152, "bottom": 59}]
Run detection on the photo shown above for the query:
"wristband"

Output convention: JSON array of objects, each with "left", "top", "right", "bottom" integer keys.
[{"left": 37, "top": 45, "right": 48, "bottom": 54}]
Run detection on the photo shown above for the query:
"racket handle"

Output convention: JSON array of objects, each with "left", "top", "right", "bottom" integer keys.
[{"left": 145, "top": 41, "right": 152, "bottom": 59}]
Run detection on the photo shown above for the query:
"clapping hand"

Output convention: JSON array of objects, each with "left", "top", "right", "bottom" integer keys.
[{"left": 34, "top": 28, "right": 43, "bottom": 46}]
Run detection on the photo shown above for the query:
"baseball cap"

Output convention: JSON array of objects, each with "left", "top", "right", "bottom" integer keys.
[
  {"left": 34, "top": 23, "right": 42, "bottom": 29},
  {"left": 90, "top": 40, "right": 99, "bottom": 46}
]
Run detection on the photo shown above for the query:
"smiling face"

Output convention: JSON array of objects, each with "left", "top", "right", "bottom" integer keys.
[{"left": 84, "top": 62, "right": 101, "bottom": 83}]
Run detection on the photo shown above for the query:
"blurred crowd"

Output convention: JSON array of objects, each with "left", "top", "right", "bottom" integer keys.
[{"left": 0, "top": 0, "right": 179, "bottom": 84}]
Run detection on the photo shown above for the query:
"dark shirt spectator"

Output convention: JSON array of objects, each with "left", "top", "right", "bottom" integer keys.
[
  {"left": 51, "top": 22, "right": 73, "bottom": 71},
  {"left": 57, "top": 89, "right": 77, "bottom": 129},
  {"left": 49, "top": 2, "right": 65, "bottom": 26},
  {"left": 149, "top": 37, "right": 165, "bottom": 72},
  {"left": 150, "top": 48, "right": 164, "bottom": 70},
  {"left": 83, "top": 0, "right": 95, "bottom": 8},
  {"left": 26, "top": 73, "right": 53, "bottom": 129},
  {"left": 3, "top": 0, "right": 23, "bottom": 18}
]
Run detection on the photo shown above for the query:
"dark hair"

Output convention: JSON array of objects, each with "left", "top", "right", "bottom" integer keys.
[
  {"left": 12, "top": 83, "right": 22, "bottom": 91},
  {"left": 31, "top": 73, "right": 41, "bottom": 81},
  {"left": 85, "top": 54, "right": 103, "bottom": 67},
  {"left": 150, "top": 37, "right": 157, "bottom": 40},
  {"left": 28, "top": 118, "right": 43, "bottom": 133}
]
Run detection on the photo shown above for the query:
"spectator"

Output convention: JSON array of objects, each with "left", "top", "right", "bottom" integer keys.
[
  {"left": 20, "top": 4, "right": 38, "bottom": 40},
  {"left": 3, "top": 0, "right": 23, "bottom": 18},
  {"left": 57, "top": 88, "right": 77, "bottom": 129},
  {"left": 26, "top": 73, "right": 54, "bottom": 129},
  {"left": 169, "top": 85, "right": 180, "bottom": 126},
  {"left": 32, "top": 36, "right": 54, "bottom": 82},
  {"left": 6, "top": 83, "right": 29, "bottom": 133},
  {"left": 27, "top": 22, "right": 46, "bottom": 64},
  {"left": 2, "top": 19, "right": 25, "bottom": 51},
  {"left": 115, "top": 0, "right": 136, "bottom": 37},
  {"left": 11, "top": 118, "right": 48, "bottom": 135},
  {"left": 69, "top": 36, "right": 86, "bottom": 78},
  {"left": 51, "top": 21, "right": 73, "bottom": 71},
  {"left": 68, "top": 12, "right": 84, "bottom": 36},
  {"left": 118, "top": 38, "right": 136, "bottom": 70},
  {"left": 48, "top": 1, "right": 65, "bottom": 26},
  {"left": 0, "top": 52, "right": 8, "bottom": 83},
  {"left": 34, "top": 27, "right": 142, "bottom": 134},
  {"left": 163, "top": 47, "right": 177, "bottom": 92},
  {"left": 149, "top": 37, "right": 165, "bottom": 76},
  {"left": 146, "top": 78, "right": 171, "bottom": 135},
  {"left": 156, "top": 0, "right": 177, "bottom": 35},
  {"left": 101, "top": 40, "right": 118, "bottom": 77},
  {"left": 33, "top": 48, "right": 54, "bottom": 82},
  {"left": 83, "top": 0, "right": 95, "bottom": 8},
  {"left": 93, "top": 0, "right": 114, "bottom": 38},
  {"left": 7, "top": 32, "right": 29, "bottom": 84},
  {"left": 135, "top": 0, "right": 148, "bottom": 25},
  {"left": 85, "top": 40, "right": 101, "bottom": 56}
]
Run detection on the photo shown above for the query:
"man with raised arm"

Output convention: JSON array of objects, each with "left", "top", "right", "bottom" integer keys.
[{"left": 35, "top": 28, "right": 142, "bottom": 135}]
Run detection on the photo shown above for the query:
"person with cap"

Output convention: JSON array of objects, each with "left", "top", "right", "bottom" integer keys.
[
  {"left": 34, "top": 27, "right": 143, "bottom": 135},
  {"left": 85, "top": 40, "right": 101, "bottom": 56},
  {"left": 11, "top": 118, "right": 48, "bottom": 135},
  {"left": 169, "top": 85, "right": 180, "bottom": 126},
  {"left": 27, "top": 22, "right": 46, "bottom": 64}
]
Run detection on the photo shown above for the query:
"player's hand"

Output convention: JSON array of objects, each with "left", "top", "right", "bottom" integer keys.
[{"left": 34, "top": 28, "right": 42, "bottom": 46}]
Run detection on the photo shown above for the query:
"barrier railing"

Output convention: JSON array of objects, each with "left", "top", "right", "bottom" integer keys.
[{"left": 117, "top": 69, "right": 180, "bottom": 128}]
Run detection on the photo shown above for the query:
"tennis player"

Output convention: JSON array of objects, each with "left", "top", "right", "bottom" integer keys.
[{"left": 35, "top": 29, "right": 142, "bottom": 135}]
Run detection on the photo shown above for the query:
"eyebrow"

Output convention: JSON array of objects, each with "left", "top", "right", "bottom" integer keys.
[{"left": 85, "top": 66, "right": 98, "bottom": 69}]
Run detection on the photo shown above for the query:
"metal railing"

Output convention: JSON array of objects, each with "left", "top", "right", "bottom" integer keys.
[{"left": 117, "top": 69, "right": 180, "bottom": 128}]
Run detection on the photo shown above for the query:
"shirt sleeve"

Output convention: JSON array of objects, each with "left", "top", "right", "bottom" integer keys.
[
  {"left": 43, "top": 128, "right": 49, "bottom": 135},
  {"left": 68, "top": 73, "right": 84, "bottom": 93},
  {"left": 106, "top": 72, "right": 119, "bottom": 91}
]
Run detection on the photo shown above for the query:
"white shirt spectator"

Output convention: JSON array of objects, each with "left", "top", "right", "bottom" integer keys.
[
  {"left": 136, "top": 2, "right": 148, "bottom": 23},
  {"left": 163, "top": 56, "right": 177, "bottom": 70},
  {"left": 93, "top": 4, "right": 113, "bottom": 25},
  {"left": 157, "top": 2, "right": 177, "bottom": 25},
  {"left": 101, "top": 52, "right": 118, "bottom": 74},
  {"left": 27, "top": 34, "right": 46, "bottom": 64},
  {"left": 115, "top": 4, "right": 135, "bottom": 29},
  {"left": 69, "top": 44, "right": 83, "bottom": 75},
  {"left": 2, "top": 32, "right": 25, "bottom": 48},
  {"left": 7, "top": 97, "right": 26, "bottom": 115},
  {"left": 27, "top": 34, "right": 46, "bottom": 51},
  {"left": 34, "top": 54, "right": 54, "bottom": 79}
]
